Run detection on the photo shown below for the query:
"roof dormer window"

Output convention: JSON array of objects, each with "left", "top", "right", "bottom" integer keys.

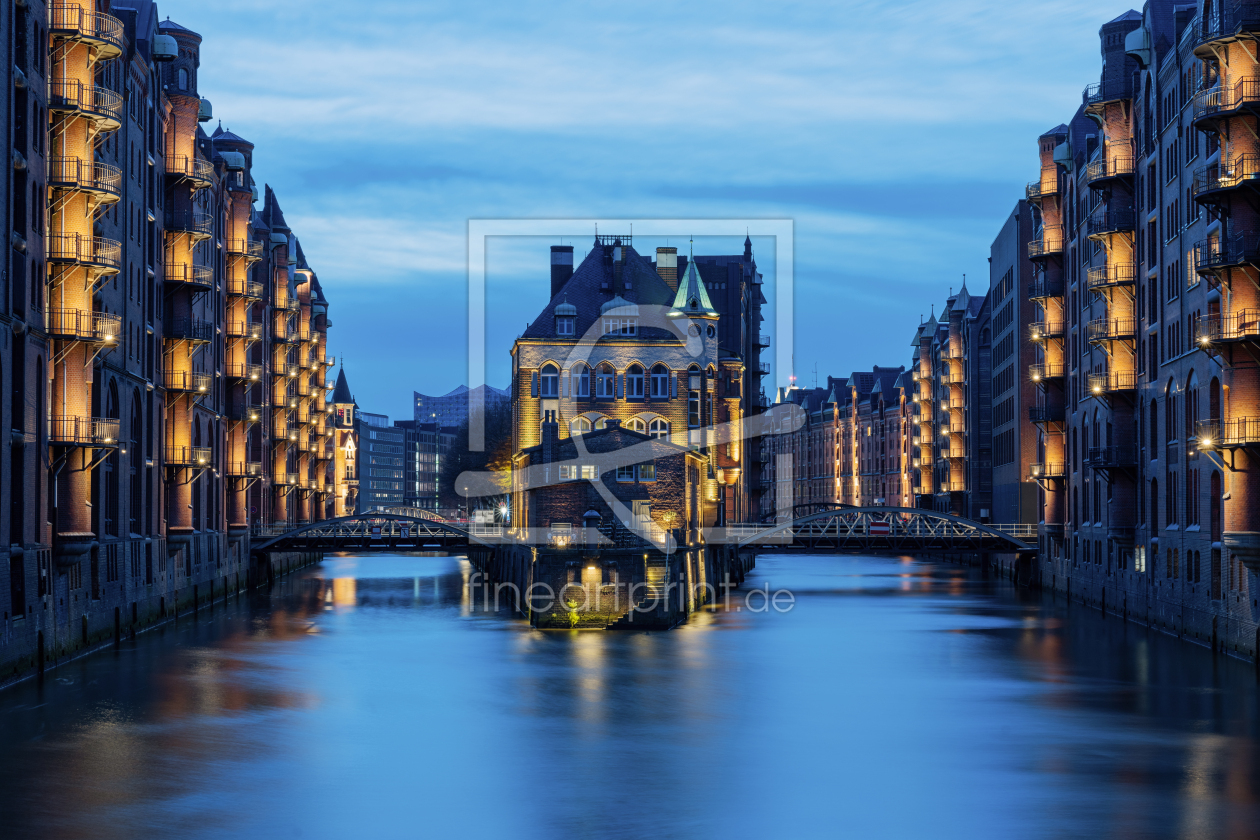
[
  {"left": 556, "top": 315, "right": 574, "bottom": 335},
  {"left": 604, "top": 317, "right": 636, "bottom": 336}
]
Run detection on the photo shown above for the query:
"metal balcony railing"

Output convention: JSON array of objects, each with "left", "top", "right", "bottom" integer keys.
[
  {"left": 46, "top": 308, "right": 120, "bottom": 344},
  {"left": 225, "top": 363, "right": 263, "bottom": 382},
  {"left": 47, "top": 157, "right": 122, "bottom": 200},
  {"left": 1195, "top": 310, "right": 1260, "bottom": 345},
  {"left": 1083, "top": 79, "right": 1133, "bottom": 108},
  {"left": 48, "top": 79, "right": 123, "bottom": 127},
  {"left": 275, "top": 473, "right": 298, "bottom": 487},
  {"left": 167, "top": 446, "right": 212, "bottom": 467},
  {"left": 1084, "top": 156, "right": 1135, "bottom": 185},
  {"left": 1028, "top": 226, "right": 1064, "bottom": 259},
  {"left": 226, "top": 239, "right": 264, "bottom": 262},
  {"left": 1194, "top": 233, "right": 1260, "bottom": 274},
  {"left": 164, "top": 370, "right": 212, "bottom": 394},
  {"left": 1087, "top": 371, "right": 1138, "bottom": 394},
  {"left": 1086, "top": 208, "right": 1136, "bottom": 238},
  {"left": 757, "top": 332, "right": 771, "bottom": 348},
  {"left": 1194, "top": 2, "right": 1260, "bottom": 54},
  {"left": 1196, "top": 417, "right": 1260, "bottom": 448},
  {"left": 226, "top": 401, "right": 262, "bottom": 422},
  {"left": 48, "top": 415, "right": 119, "bottom": 446},
  {"left": 1028, "top": 321, "right": 1064, "bottom": 342},
  {"left": 1086, "top": 317, "right": 1137, "bottom": 343},
  {"left": 164, "top": 261, "right": 213, "bottom": 290},
  {"left": 49, "top": 5, "right": 125, "bottom": 57},
  {"left": 1025, "top": 171, "right": 1058, "bottom": 200},
  {"left": 757, "top": 362, "right": 771, "bottom": 375},
  {"left": 227, "top": 462, "right": 264, "bottom": 478},
  {"left": 48, "top": 233, "right": 121, "bottom": 272},
  {"left": 273, "top": 421, "right": 296, "bottom": 441},
  {"left": 165, "top": 208, "right": 214, "bottom": 240},
  {"left": 165, "top": 155, "right": 215, "bottom": 186},
  {"left": 165, "top": 318, "right": 214, "bottom": 343},
  {"left": 1087, "top": 446, "right": 1138, "bottom": 468},
  {"left": 1192, "top": 77, "right": 1260, "bottom": 128},
  {"left": 1193, "top": 154, "right": 1260, "bottom": 200},
  {"left": 1028, "top": 404, "right": 1065, "bottom": 424},
  {"left": 226, "top": 319, "right": 263, "bottom": 341},
  {"left": 273, "top": 322, "right": 298, "bottom": 342},
  {"left": 1028, "top": 278, "right": 1064, "bottom": 300},
  {"left": 1028, "top": 462, "right": 1066, "bottom": 479},
  {"left": 1085, "top": 263, "right": 1137, "bottom": 291},
  {"left": 1029, "top": 363, "right": 1066, "bottom": 382},
  {"left": 226, "top": 277, "right": 264, "bottom": 298}
]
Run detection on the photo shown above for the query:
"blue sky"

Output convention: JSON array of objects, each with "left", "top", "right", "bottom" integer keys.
[{"left": 168, "top": 0, "right": 1135, "bottom": 420}]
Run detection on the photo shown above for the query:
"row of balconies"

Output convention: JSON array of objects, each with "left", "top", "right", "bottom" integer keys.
[
  {"left": 1192, "top": 154, "right": 1260, "bottom": 202},
  {"left": 1029, "top": 363, "right": 1137, "bottom": 393}
]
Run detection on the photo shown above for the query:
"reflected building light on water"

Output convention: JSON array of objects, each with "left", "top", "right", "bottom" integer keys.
[{"left": 333, "top": 578, "right": 357, "bottom": 607}]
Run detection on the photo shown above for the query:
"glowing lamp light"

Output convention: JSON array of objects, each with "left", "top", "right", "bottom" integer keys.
[
  {"left": 1032, "top": 374, "right": 1041, "bottom": 382},
  {"left": 1200, "top": 436, "right": 1213, "bottom": 448},
  {"left": 1092, "top": 385, "right": 1102, "bottom": 394}
]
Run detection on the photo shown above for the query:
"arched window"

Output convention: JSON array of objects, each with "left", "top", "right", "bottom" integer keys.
[
  {"left": 626, "top": 417, "right": 646, "bottom": 433},
  {"left": 1149, "top": 399, "right": 1159, "bottom": 451},
  {"left": 571, "top": 363, "right": 589, "bottom": 397},
  {"left": 1151, "top": 479, "right": 1159, "bottom": 531},
  {"left": 649, "top": 418, "right": 669, "bottom": 440},
  {"left": 570, "top": 417, "right": 590, "bottom": 436},
  {"left": 688, "top": 365, "right": 701, "bottom": 427},
  {"left": 178, "top": 67, "right": 188, "bottom": 90},
  {"left": 1165, "top": 379, "right": 1177, "bottom": 442},
  {"left": 651, "top": 364, "right": 670, "bottom": 398},
  {"left": 540, "top": 363, "right": 558, "bottom": 398},
  {"left": 1210, "top": 376, "right": 1221, "bottom": 422},
  {"left": 596, "top": 363, "right": 615, "bottom": 398},
  {"left": 626, "top": 364, "right": 644, "bottom": 398}
]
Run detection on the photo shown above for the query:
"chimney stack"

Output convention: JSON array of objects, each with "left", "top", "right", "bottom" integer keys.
[
  {"left": 656, "top": 247, "right": 678, "bottom": 291},
  {"left": 550, "top": 246, "right": 574, "bottom": 298}
]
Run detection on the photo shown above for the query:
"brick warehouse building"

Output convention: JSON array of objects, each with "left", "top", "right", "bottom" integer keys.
[
  {"left": 1020, "top": 0, "right": 1260, "bottom": 657},
  {"left": 0, "top": 2, "right": 350, "bottom": 681}
]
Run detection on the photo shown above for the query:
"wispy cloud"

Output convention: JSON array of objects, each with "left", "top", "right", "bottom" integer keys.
[{"left": 164, "top": 0, "right": 1137, "bottom": 416}]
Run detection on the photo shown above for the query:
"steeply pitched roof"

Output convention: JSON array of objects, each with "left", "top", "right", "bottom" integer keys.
[
  {"left": 263, "top": 184, "right": 289, "bottom": 232},
  {"left": 158, "top": 17, "right": 199, "bottom": 35},
  {"left": 669, "top": 257, "right": 718, "bottom": 317},
  {"left": 211, "top": 122, "right": 252, "bottom": 147},
  {"left": 521, "top": 240, "right": 678, "bottom": 341},
  {"left": 332, "top": 367, "right": 354, "bottom": 404}
]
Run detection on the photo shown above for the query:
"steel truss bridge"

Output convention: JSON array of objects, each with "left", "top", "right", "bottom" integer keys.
[
  {"left": 727, "top": 506, "right": 1037, "bottom": 555},
  {"left": 249, "top": 506, "right": 1035, "bottom": 557}
]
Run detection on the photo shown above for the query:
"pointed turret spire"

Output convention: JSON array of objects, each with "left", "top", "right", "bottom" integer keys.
[{"left": 668, "top": 244, "right": 718, "bottom": 318}]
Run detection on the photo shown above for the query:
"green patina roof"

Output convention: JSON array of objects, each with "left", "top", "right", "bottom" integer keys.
[{"left": 669, "top": 258, "right": 717, "bottom": 317}]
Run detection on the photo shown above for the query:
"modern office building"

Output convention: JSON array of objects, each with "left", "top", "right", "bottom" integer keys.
[
  {"left": 413, "top": 384, "right": 509, "bottom": 428},
  {"left": 392, "top": 420, "right": 455, "bottom": 511},
  {"left": 357, "top": 412, "right": 404, "bottom": 511}
]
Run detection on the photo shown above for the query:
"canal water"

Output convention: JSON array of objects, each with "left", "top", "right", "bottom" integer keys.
[{"left": 1, "top": 553, "right": 1259, "bottom": 839}]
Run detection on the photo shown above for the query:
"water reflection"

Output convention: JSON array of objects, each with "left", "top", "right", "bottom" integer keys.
[{"left": 0, "top": 553, "right": 1257, "bottom": 839}]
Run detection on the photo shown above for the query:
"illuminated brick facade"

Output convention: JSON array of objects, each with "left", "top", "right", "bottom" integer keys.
[{"left": 0, "top": 1, "right": 346, "bottom": 681}]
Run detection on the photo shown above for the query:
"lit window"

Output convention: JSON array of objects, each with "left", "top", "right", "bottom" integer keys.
[
  {"left": 603, "top": 317, "right": 636, "bottom": 335},
  {"left": 540, "top": 363, "right": 559, "bottom": 397},
  {"left": 570, "top": 417, "right": 591, "bottom": 436},
  {"left": 649, "top": 419, "right": 669, "bottom": 439},
  {"left": 626, "top": 365, "right": 644, "bottom": 398},
  {"left": 638, "top": 463, "right": 656, "bottom": 481},
  {"left": 616, "top": 465, "right": 634, "bottom": 481},
  {"left": 596, "top": 363, "right": 615, "bottom": 398},
  {"left": 572, "top": 363, "right": 590, "bottom": 397},
  {"left": 650, "top": 364, "right": 670, "bottom": 397},
  {"left": 559, "top": 464, "right": 577, "bottom": 481},
  {"left": 627, "top": 418, "right": 646, "bottom": 433},
  {"left": 580, "top": 465, "right": 598, "bottom": 480}
]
